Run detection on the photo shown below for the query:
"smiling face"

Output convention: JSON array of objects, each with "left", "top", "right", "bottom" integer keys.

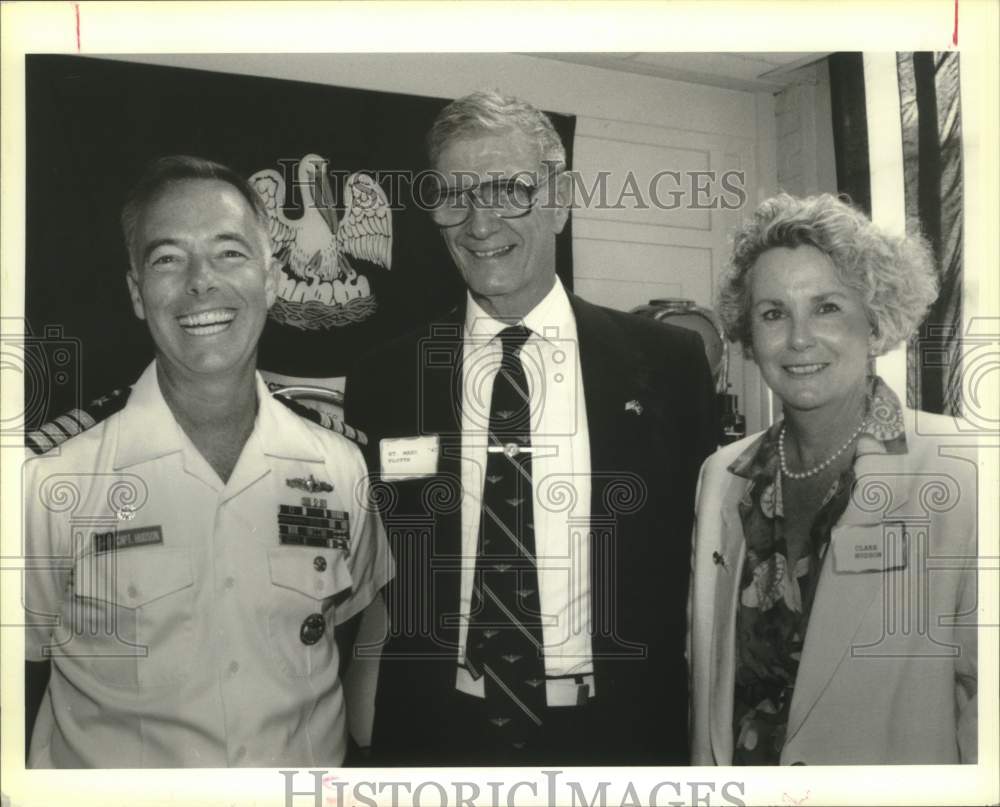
[
  {"left": 126, "top": 178, "right": 278, "bottom": 382},
  {"left": 749, "top": 245, "right": 874, "bottom": 417},
  {"left": 434, "top": 130, "right": 568, "bottom": 319}
]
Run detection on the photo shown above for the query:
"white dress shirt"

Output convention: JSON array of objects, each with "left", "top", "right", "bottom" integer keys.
[
  {"left": 24, "top": 361, "right": 393, "bottom": 767},
  {"left": 455, "top": 279, "right": 595, "bottom": 706}
]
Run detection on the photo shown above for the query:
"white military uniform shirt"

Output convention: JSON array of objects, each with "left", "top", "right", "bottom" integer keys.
[{"left": 24, "top": 361, "right": 393, "bottom": 768}]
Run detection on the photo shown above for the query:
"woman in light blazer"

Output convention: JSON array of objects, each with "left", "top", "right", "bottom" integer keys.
[{"left": 689, "top": 194, "right": 978, "bottom": 765}]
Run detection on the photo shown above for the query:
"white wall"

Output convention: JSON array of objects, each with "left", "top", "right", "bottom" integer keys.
[{"left": 103, "top": 52, "right": 775, "bottom": 432}]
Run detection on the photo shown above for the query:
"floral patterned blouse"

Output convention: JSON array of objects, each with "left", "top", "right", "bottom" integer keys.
[{"left": 727, "top": 376, "right": 907, "bottom": 765}]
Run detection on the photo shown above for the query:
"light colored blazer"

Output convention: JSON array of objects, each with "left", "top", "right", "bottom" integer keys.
[{"left": 689, "top": 407, "right": 978, "bottom": 765}]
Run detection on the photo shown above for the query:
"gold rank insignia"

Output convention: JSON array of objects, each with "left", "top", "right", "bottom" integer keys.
[{"left": 286, "top": 475, "right": 334, "bottom": 493}]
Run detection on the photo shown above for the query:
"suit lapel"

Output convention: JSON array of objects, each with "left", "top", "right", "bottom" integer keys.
[
  {"left": 570, "top": 297, "right": 650, "bottom": 660},
  {"left": 709, "top": 477, "right": 748, "bottom": 763},
  {"left": 411, "top": 308, "right": 465, "bottom": 652},
  {"left": 571, "top": 295, "right": 646, "bottom": 484},
  {"left": 783, "top": 451, "right": 909, "bottom": 746},
  {"left": 417, "top": 314, "right": 464, "bottom": 443}
]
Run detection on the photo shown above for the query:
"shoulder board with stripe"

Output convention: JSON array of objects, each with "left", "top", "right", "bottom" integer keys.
[
  {"left": 27, "top": 386, "right": 369, "bottom": 455},
  {"left": 26, "top": 387, "right": 133, "bottom": 455},
  {"left": 273, "top": 393, "right": 368, "bottom": 447}
]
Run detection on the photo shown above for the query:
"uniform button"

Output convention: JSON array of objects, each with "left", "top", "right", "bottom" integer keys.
[
  {"left": 235, "top": 746, "right": 247, "bottom": 761},
  {"left": 300, "top": 613, "right": 326, "bottom": 645},
  {"left": 313, "top": 556, "right": 327, "bottom": 572},
  {"left": 224, "top": 577, "right": 235, "bottom": 590},
  {"left": 228, "top": 661, "right": 240, "bottom": 675},
  {"left": 127, "top": 584, "right": 138, "bottom": 599}
]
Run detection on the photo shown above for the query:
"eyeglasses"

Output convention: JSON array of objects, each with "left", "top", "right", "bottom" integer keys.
[{"left": 428, "top": 172, "right": 555, "bottom": 228}]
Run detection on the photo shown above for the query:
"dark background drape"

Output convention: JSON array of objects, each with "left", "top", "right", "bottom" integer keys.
[
  {"left": 826, "top": 51, "right": 963, "bottom": 415},
  {"left": 898, "top": 51, "right": 964, "bottom": 415},
  {"left": 828, "top": 52, "right": 872, "bottom": 217}
]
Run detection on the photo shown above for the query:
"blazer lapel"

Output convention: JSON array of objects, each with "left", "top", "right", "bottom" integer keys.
[
  {"left": 783, "top": 451, "right": 911, "bottom": 746},
  {"left": 708, "top": 477, "right": 748, "bottom": 764}
]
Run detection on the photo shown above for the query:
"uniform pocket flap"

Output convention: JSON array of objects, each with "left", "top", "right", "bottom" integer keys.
[
  {"left": 74, "top": 548, "right": 194, "bottom": 608},
  {"left": 267, "top": 547, "right": 353, "bottom": 600}
]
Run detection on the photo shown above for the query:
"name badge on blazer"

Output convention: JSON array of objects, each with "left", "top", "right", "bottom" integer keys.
[
  {"left": 380, "top": 435, "right": 439, "bottom": 479},
  {"left": 832, "top": 520, "right": 909, "bottom": 574}
]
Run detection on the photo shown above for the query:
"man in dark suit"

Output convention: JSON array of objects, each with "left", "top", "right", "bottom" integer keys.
[{"left": 346, "top": 91, "right": 717, "bottom": 765}]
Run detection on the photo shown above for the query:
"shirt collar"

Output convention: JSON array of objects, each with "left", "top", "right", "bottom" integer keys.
[
  {"left": 114, "top": 361, "right": 324, "bottom": 469},
  {"left": 113, "top": 361, "right": 184, "bottom": 469},
  {"left": 464, "top": 277, "right": 575, "bottom": 346},
  {"left": 728, "top": 375, "right": 909, "bottom": 480}
]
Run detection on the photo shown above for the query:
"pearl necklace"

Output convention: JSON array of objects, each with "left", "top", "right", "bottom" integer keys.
[{"left": 778, "top": 419, "right": 866, "bottom": 480}]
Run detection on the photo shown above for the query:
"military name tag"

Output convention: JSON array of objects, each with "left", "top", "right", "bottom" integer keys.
[
  {"left": 833, "top": 521, "right": 908, "bottom": 574},
  {"left": 278, "top": 498, "right": 350, "bottom": 554},
  {"left": 93, "top": 525, "right": 163, "bottom": 554}
]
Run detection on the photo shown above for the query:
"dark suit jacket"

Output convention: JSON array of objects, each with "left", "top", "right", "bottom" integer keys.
[{"left": 345, "top": 293, "right": 717, "bottom": 765}]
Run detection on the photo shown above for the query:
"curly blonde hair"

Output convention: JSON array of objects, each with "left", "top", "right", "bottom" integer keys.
[{"left": 717, "top": 193, "right": 939, "bottom": 357}]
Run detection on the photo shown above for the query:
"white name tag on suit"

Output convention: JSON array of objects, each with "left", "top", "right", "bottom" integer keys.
[
  {"left": 380, "top": 435, "right": 439, "bottom": 479},
  {"left": 832, "top": 520, "right": 909, "bottom": 574}
]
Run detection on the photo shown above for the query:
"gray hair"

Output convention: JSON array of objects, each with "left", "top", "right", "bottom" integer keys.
[
  {"left": 427, "top": 90, "right": 566, "bottom": 171},
  {"left": 120, "top": 155, "right": 269, "bottom": 270},
  {"left": 717, "top": 193, "right": 939, "bottom": 357}
]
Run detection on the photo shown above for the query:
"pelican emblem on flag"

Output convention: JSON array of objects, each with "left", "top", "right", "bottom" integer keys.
[{"left": 250, "top": 154, "right": 392, "bottom": 330}]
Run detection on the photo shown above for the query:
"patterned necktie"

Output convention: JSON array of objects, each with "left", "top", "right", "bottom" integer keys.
[{"left": 465, "top": 325, "right": 546, "bottom": 750}]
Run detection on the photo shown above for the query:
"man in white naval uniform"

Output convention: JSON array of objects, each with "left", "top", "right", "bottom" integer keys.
[{"left": 23, "top": 155, "right": 392, "bottom": 767}]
